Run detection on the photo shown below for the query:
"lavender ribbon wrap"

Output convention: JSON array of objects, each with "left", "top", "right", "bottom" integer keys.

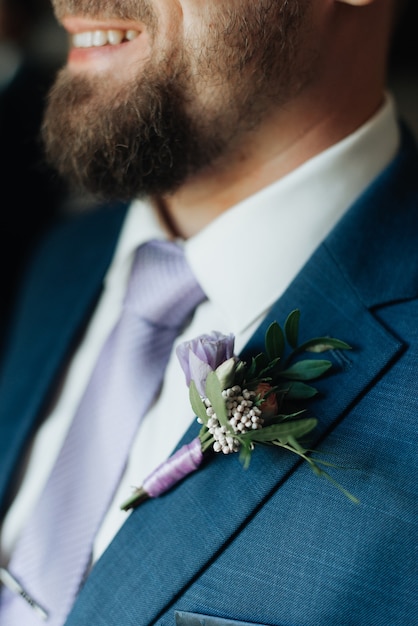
[
  {"left": 142, "top": 437, "right": 204, "bottom": 498},
  {"left": 121, "top": 332, "right": 236, "bottom": 510},
  {"left": 143, "top": 333, "right": 234, "bottom": 498}
]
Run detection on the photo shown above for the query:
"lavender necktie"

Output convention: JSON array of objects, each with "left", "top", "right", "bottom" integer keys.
[{"left": 0, "top": 239, "right": 206, "bottom": 626}]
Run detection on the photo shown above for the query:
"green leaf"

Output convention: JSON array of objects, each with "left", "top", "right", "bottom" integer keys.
[
  {"left": 189, "top": 381, "right": 209, "bottom": 425},
  {"left": 241, "top": 418, "right": 317, "bottom": 443},
  {"left": 306, "top": 338, "right": 351, "bottom": 352},
  {"left": 284, "top": 381, "right": 318, "bottom": 399},
  {"left": 246, "top": 355, "right": 259, "bottom": 379},
  {"left": 265, "top": 322, "right": 285, "bottom": 361},
  {"left": 285, "top": 434, "right": 308, "bottom": 453},
  {"left": 258, "top": 357, "right": 281, "bottom": 378},
  {"left": 254, "top": 352, "right": 269, "bottom": 372},
  {"left": 264, "top": 409, "right": 306, "bottom": 423},
  {"left": 280, "top": 359, "right": 332, "bottom": 381},
  {"left": 284, "top": 309, "right": 300, "bottom": 349},
  {"left": 238, "top": 440, "right": 253, "bottom": 469},
  {"left": 306, "top": 460, "right": 360, "bottom": 505},
  {"left": 246, "top": 353, "right": 270, "bottom": 382},
  {"left": 199, "top": 423, "right": 210, "bottom": 441},
  {"left": 205, "top": 371, "right": 230, "bottom": 431},
  {"left": 275, "top": 418, "right": 317, "bottom": 443},
  {"left": 291, "top": 336, "right": 351, "bottom": 357}
]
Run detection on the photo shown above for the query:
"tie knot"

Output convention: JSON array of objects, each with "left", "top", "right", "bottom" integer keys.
[{"left": 124, "top": 239, "right": 206, "bottom": 329}]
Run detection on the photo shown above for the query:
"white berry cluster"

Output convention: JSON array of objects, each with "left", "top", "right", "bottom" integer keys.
[{"left": 201, "top": 385, "right": 264, "bottom": 454}]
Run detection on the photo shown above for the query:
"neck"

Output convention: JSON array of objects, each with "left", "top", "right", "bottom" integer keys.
[
  {"left": 156, "top": 87, "right": 386, "bottom": 239},
  {"left": 154, "top": 0, "right": 394, "bottom": 240}
]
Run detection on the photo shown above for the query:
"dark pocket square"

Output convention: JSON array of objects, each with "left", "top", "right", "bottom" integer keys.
[{"left": 175, "top": 611, "right": 269, "bottom": 626}]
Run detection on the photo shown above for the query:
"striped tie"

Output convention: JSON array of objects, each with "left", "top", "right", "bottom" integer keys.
[{"left": 0, "top": 239, "right": 206, "bottom": 625}]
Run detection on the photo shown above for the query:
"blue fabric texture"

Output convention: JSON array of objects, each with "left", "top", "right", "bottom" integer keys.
[{"left": 0, "top": 128, "right": 417, "bottom": 626}]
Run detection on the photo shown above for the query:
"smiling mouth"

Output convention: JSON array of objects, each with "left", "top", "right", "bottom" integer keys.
[{"left": 72, "top": 29, "right": 140, "bottom": 48}]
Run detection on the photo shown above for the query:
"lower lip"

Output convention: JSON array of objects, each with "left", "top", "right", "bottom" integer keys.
[{"left": 67, "top": 42, "right": 128, "bottom": 64}]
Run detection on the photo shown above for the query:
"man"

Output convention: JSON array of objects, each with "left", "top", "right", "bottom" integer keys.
[{"left": 0, "top": 0, "right": 417, "bottom": 624}]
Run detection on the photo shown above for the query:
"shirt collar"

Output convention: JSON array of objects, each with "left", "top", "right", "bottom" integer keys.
[
  {"left": 110, "top": 94, "right": 400, "bottom": 333},
  {"left": 185, "top": 94, "right": 400, "bottom": 333}
]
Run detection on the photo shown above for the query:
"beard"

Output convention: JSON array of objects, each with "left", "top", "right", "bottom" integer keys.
[
  {"left": 42, "top": 69, "right": 216, "bottom": 200},
  {"left": 42, "top": 0, "right": 312, "bottom": 201}
]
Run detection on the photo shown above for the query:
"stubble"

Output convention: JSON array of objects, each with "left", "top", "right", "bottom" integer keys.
[{"left": 42, "top": 0, "right": 312, "bottom": 200}]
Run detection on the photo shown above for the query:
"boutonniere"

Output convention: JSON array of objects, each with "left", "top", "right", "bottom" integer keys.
[{"left": 121, "top": 309, "right": 358, "bottom": 511}]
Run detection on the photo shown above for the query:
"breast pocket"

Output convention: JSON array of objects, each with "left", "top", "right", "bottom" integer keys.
[{"left": 175, "top": 611, "right": 272, "bottom": 626}]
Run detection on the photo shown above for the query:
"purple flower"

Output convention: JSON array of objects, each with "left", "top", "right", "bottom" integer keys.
[{"left": 176, "top": 331, "right": 235, "bottom": 396}]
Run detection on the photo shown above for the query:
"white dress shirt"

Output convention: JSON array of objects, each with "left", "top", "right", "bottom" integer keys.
[{"left": 0, "top": 95, "right": 400, "bottom": 566}]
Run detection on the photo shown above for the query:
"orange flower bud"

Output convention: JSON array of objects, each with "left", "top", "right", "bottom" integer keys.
[{"left": 256, "top": 382, "right": 278, "bottom": 417}]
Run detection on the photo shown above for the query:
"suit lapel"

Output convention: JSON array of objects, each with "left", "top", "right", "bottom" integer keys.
[
  {"left": 0, "top": 203, "right": 128, "bottom": 514},
  {"left": 68, "top": 246, "right": 401, "bottom": 626},
  {"left": 67, "top": 128, "right": 418, "bottom": 625}
]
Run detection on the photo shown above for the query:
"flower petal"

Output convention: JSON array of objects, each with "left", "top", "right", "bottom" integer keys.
[
  {"left": 176, "top": 331, "right": 236, "bottom": 391},
  {"left": 188, "top": 351, "right": 213, "bottom": 396}
]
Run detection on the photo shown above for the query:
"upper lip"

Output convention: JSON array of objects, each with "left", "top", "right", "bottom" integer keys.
[{"left": 61, "top": 16, "right": 142, "bottom": 35}]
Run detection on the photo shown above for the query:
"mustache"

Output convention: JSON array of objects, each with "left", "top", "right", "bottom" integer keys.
[{"left": 51, "top": 0, "right": 156, "bottom": 23}]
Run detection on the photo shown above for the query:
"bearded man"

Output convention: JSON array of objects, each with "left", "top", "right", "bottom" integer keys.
[{"left": 0, "top": 1, "right": 416, "bottom": 625}]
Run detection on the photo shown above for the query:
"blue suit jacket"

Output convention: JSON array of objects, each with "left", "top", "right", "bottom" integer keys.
[{"left": 0, "top": 126, "right": 417, "bottom": 626}]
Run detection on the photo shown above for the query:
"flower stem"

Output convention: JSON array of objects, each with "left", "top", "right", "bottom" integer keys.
[{"left": 120, "top": 487, "right": 149, "bottom": 511}]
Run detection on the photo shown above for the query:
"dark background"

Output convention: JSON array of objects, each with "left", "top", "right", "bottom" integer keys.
[{"left": 388, "top": 0, "right": 418, "bottom": 138}]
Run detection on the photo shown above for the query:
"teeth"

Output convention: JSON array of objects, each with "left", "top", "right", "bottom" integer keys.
[
  {"left": 73, "top": 32, "right": 93, "bottom": 48},
  {"left": 72, "top": 29, "right": 139, "bottom": 48},
  {"left": 108, "top": 29, "right": 124, "bottom": 45},
  {"left": 125, "top": 30, "right": 138, "bottom": 41},
  {"left": 92, "top": 30, "right": 108, "bottom": 46}
]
